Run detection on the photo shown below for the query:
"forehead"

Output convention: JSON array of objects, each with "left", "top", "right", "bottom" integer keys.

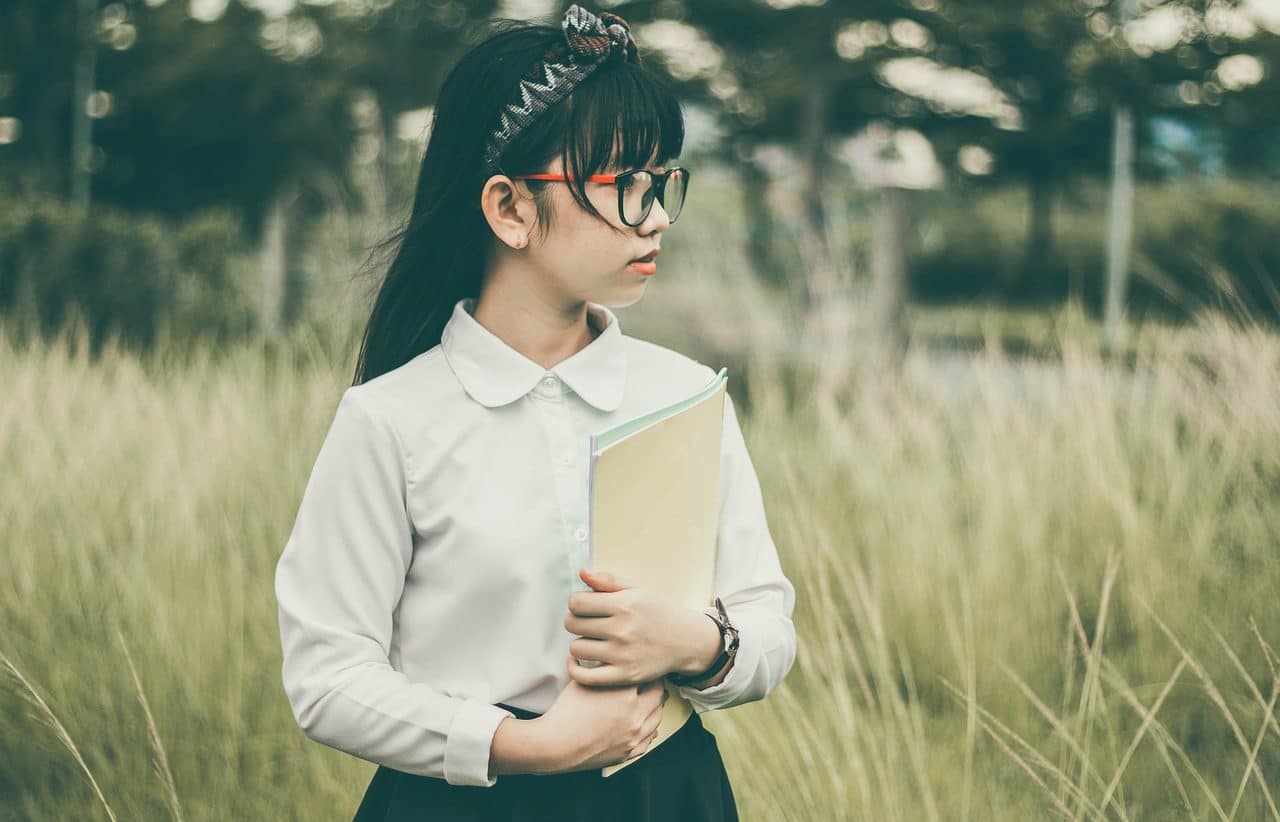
[
  {"left": 545, "top": 133, "right": 668, "bottom": 174},
  {"left": 609, "top": 142, "right": 667, "bottom": 171}
]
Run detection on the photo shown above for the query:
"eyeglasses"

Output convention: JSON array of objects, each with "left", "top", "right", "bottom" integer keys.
[{"left": 510, "top": 167, "right": 690, "bottom": 227}]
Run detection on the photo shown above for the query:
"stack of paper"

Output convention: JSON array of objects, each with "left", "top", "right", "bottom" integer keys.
[{"left": 584, "top": 367, "right": 728, "bottom": 777}]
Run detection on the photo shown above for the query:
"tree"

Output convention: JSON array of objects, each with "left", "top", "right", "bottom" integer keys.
[{"left": 608, "top": 0, "right": 939, "bottom": 319}]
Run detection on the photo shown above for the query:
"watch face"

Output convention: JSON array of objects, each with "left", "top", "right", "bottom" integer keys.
[{"left": 710, "top": 601, "right": 739, "bottom": 654}]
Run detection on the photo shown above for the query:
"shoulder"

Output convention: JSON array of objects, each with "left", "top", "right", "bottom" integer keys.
[
  {"left": 618, "top": 333, "right": 739, "bottom": 423},
  {"left": 621, "top": 333, "right": 719, "bottom": 395},
  {"left": 340, "top": 345, "right": 459, "bottom": 430}
]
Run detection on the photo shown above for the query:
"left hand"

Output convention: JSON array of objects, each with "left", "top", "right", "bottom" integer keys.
[{"left": 564, "top": 568, "right": 699, "bottom": 688}]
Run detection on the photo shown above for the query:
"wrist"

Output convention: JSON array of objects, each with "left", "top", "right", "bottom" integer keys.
[
  {"left": 674, "top": 611, "right": 723, "bottom": 677},
  {"left": 491, "top": 715, "right": 567, "bottom": 776}
]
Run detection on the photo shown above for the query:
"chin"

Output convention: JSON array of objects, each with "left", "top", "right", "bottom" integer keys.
[
  {"left": 590, "top": 284, "right": 646, "bottom": 310},
  {"left": 596, "top": 289, "right": 640, "bottom": 312}
]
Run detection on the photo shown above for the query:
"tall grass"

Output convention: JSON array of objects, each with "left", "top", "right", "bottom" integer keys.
[{"left": 2, "top": 289, "right": 1278, "bottom": 818}]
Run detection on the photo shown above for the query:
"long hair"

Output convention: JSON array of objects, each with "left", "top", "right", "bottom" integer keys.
[{"left": 351, "top": 14, "right": 685, "bottom": 386}]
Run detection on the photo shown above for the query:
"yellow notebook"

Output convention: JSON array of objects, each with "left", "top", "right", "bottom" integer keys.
[{"left": 585, "top": 366, "right": 728, "bottom": 777}]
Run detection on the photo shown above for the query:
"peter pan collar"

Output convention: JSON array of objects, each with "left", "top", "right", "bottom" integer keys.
[{"left": 441, "top": 297, "right": 627, "bottom": 412}]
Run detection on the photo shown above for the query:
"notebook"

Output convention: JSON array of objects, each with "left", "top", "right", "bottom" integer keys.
[{"left": 583, "top": 366, "right": 729, "bottom": 777}]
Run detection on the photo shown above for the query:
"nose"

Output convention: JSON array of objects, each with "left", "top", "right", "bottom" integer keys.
[{"left": 641, "top": 198, "right": 671, "bottom": 233}]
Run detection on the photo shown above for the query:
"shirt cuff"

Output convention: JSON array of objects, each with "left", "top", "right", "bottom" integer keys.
[
  {"left": 443, "top": 700, "right": 516, "bottom": 786},
  {"left": 673, "top": 611, "right": 762, "bottom": 712}
]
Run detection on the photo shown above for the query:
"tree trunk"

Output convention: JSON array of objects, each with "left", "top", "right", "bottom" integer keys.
[
  {"left": 1025, "top": 175, "right": 1054, "bottom": 288},
  {"left": 259, "top": 182, "right": 296, "bottom": 341},
  {"left": 1104, "top": 104, "right": 1135, "bottom": 347},
  {"left": 868, "top": 185, "right": 908, "bottom": 372},
  {"left": 70, "top": 0, "right": 97, "bottom": 213},
  {"left": 795, "top": 74, "right": 831, "bottom": 316},
  {"left": 735, "top": 154, "right": 785, "bottom": 288},
  {"left": 371, "top": 103, "right": 393, "bottom": 227}
]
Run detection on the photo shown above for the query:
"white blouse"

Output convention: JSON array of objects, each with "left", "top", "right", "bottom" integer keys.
[{"left": 274, "top": 296, "right": 797, "bottom": 788}]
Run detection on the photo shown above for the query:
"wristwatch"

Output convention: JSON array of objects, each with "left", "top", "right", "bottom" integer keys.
[{"left": 666, "top": 597, "right": 740, "bottom": 687}]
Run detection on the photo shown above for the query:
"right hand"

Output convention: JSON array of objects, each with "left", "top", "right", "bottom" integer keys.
[{"left": 533, "top": 654, "right": 669, "bottom": 774}]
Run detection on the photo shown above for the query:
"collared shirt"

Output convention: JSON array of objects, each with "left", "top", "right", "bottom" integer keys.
[{"left": 274, "top": 296, "right": 797, "bottom": 788}]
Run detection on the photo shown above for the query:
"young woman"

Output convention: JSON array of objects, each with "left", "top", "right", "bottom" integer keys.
[{"left": 273, "top": 6, "right": 797, "bottom": 820}]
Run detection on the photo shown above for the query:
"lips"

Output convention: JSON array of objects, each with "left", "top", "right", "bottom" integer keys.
[{"left": 630, "top": 248, "right": 661, "bottom": 263}]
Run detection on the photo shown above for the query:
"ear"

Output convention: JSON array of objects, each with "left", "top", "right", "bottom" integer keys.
[{"left": 480, "top": 174, "right": 537, "bottom": 250}]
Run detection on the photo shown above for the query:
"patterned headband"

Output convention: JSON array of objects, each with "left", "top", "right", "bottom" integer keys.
[{"left": 481, "top": 4, "right": 641, "bottom": 177}]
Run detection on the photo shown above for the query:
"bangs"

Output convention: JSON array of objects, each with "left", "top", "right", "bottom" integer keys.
[
  {"left": 564, "top": 64, "right": 685, "bottom": 172},
  {"left": 553, "top": 62, "right": 686, "bottom": 227}
]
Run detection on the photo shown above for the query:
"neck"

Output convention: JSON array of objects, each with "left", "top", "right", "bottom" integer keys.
[{"left": 471, "top": 275, "right": 603, "bottom": 371}]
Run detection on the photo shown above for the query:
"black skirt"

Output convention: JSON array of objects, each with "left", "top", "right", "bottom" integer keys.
[{"left": 353, "top": 702, "right": 739, "bottom": 821}]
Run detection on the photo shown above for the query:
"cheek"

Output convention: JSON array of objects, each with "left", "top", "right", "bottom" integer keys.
[
  {"left": 582, "top": 185, "right": 628, "bottom": 229},
  {"left": 588, "top": 187, "right": 617, "bottom": 217},
  {"left": 553, "top": 182, "right": 617, "bottom": 222},
  {"left": 558, "top": 203, "right": 627, "bottom": 251},
  {"left": 537, "top": 190, "right": 628, "bottom": 272}
]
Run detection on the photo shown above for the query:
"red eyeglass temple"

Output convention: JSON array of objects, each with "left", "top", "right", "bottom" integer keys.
[
  {"left": 512, "top": 171, "right": 681, "bottom": 183},
  {"left": 512, "top": 173, "right": 625, "bottom": 183}
]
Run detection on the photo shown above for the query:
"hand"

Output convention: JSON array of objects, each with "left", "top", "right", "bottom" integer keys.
[
  {"left": 564, "top": 568, "right": 702, "bottom": 687},
  {"left": 530, "top": 656, "right": 669, "bottom": 774}
]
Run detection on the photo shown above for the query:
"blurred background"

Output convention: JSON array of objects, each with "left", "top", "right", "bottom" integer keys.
[
  {"left": 3, "top": 1, "right": 1279, "bottom": 820},
  {"left": 2, "top": 0, "right": 1278, "bottom": 361}
]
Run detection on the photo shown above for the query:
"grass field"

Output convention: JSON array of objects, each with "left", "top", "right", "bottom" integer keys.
[{"left": 2, "top": 282, "right": 1279, "bottom": 819}]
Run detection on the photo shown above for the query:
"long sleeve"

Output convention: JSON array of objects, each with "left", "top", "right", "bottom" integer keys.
[
  {"left": 673, "top": 389, "right": 798, "bottom": 713},
  {"left": 274, "top": 388, "right": 515, "bottom": 787}
]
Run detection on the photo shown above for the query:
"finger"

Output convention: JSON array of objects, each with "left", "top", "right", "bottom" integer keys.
[
  {"left": 568, "top": 654, "right": 612, "bottom": 686},
  {"left": 564, "top": 612, "right": 614, "bottom": 638},
  {"left": 640, "top": 713, "right": 661, "bottom": 742},
  {"left": 567, "top": 591, "right": 613, "bottom": 617},
  {"left": 570, "top": 637, "right": 614, "bottom": 664},
  {"left": 580, "top": 568, "right": 635, "bottom": 591}
]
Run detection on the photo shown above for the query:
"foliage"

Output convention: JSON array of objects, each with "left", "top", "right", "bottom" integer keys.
[
  {"left": 0, "top": 191, "right": 256, "bottom": 353},
  {"left": 2, "top": 301, "right": 1278, "bottom": 818},
  {"left": 909, "top": 178, "right": 1280, "bottom": 320}
]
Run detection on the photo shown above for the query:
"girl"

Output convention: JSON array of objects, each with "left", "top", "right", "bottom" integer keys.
[{"left": 274, "top": 6, "right": 797, "bottom": 820}]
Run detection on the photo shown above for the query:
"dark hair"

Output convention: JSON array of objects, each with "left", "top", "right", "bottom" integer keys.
[{"left": 350, "top": 14, "right": 685, "bottom": 386}]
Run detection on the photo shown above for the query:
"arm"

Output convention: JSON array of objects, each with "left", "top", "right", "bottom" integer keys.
[
  {"left": 491, "top": 715, "right": 557, "bottom": 776},
  {"left": 275, "top": 388, "right": 519, "bottom": 787},
  {"left": 670, "top": 610, "right": 735, "bottom": 689},
  {"left": 670, "top": 388, "right": 798, "bottom": 712}
]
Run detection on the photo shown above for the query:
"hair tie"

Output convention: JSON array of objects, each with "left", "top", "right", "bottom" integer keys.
[
  {"left": 563, "top": 6, "right": 639, "bottom": 64},
  {"left": 482, "top": 4, "right": 641, "bottom": 177}
]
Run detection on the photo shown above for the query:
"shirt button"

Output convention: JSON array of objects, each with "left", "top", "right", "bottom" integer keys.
[
  {"left": 541, "top": 376, "right": 556, "bottom": 388},
  {"left": 574, "top": 527, "right": 587, "bottom": 541},
  {"left": 559, "top": 452, "right": 572, "bottom": 465}
]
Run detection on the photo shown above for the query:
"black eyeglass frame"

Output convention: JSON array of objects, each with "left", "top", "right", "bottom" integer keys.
[{"left": 509, "top": 166, "right": 691, "bottom": 227}]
